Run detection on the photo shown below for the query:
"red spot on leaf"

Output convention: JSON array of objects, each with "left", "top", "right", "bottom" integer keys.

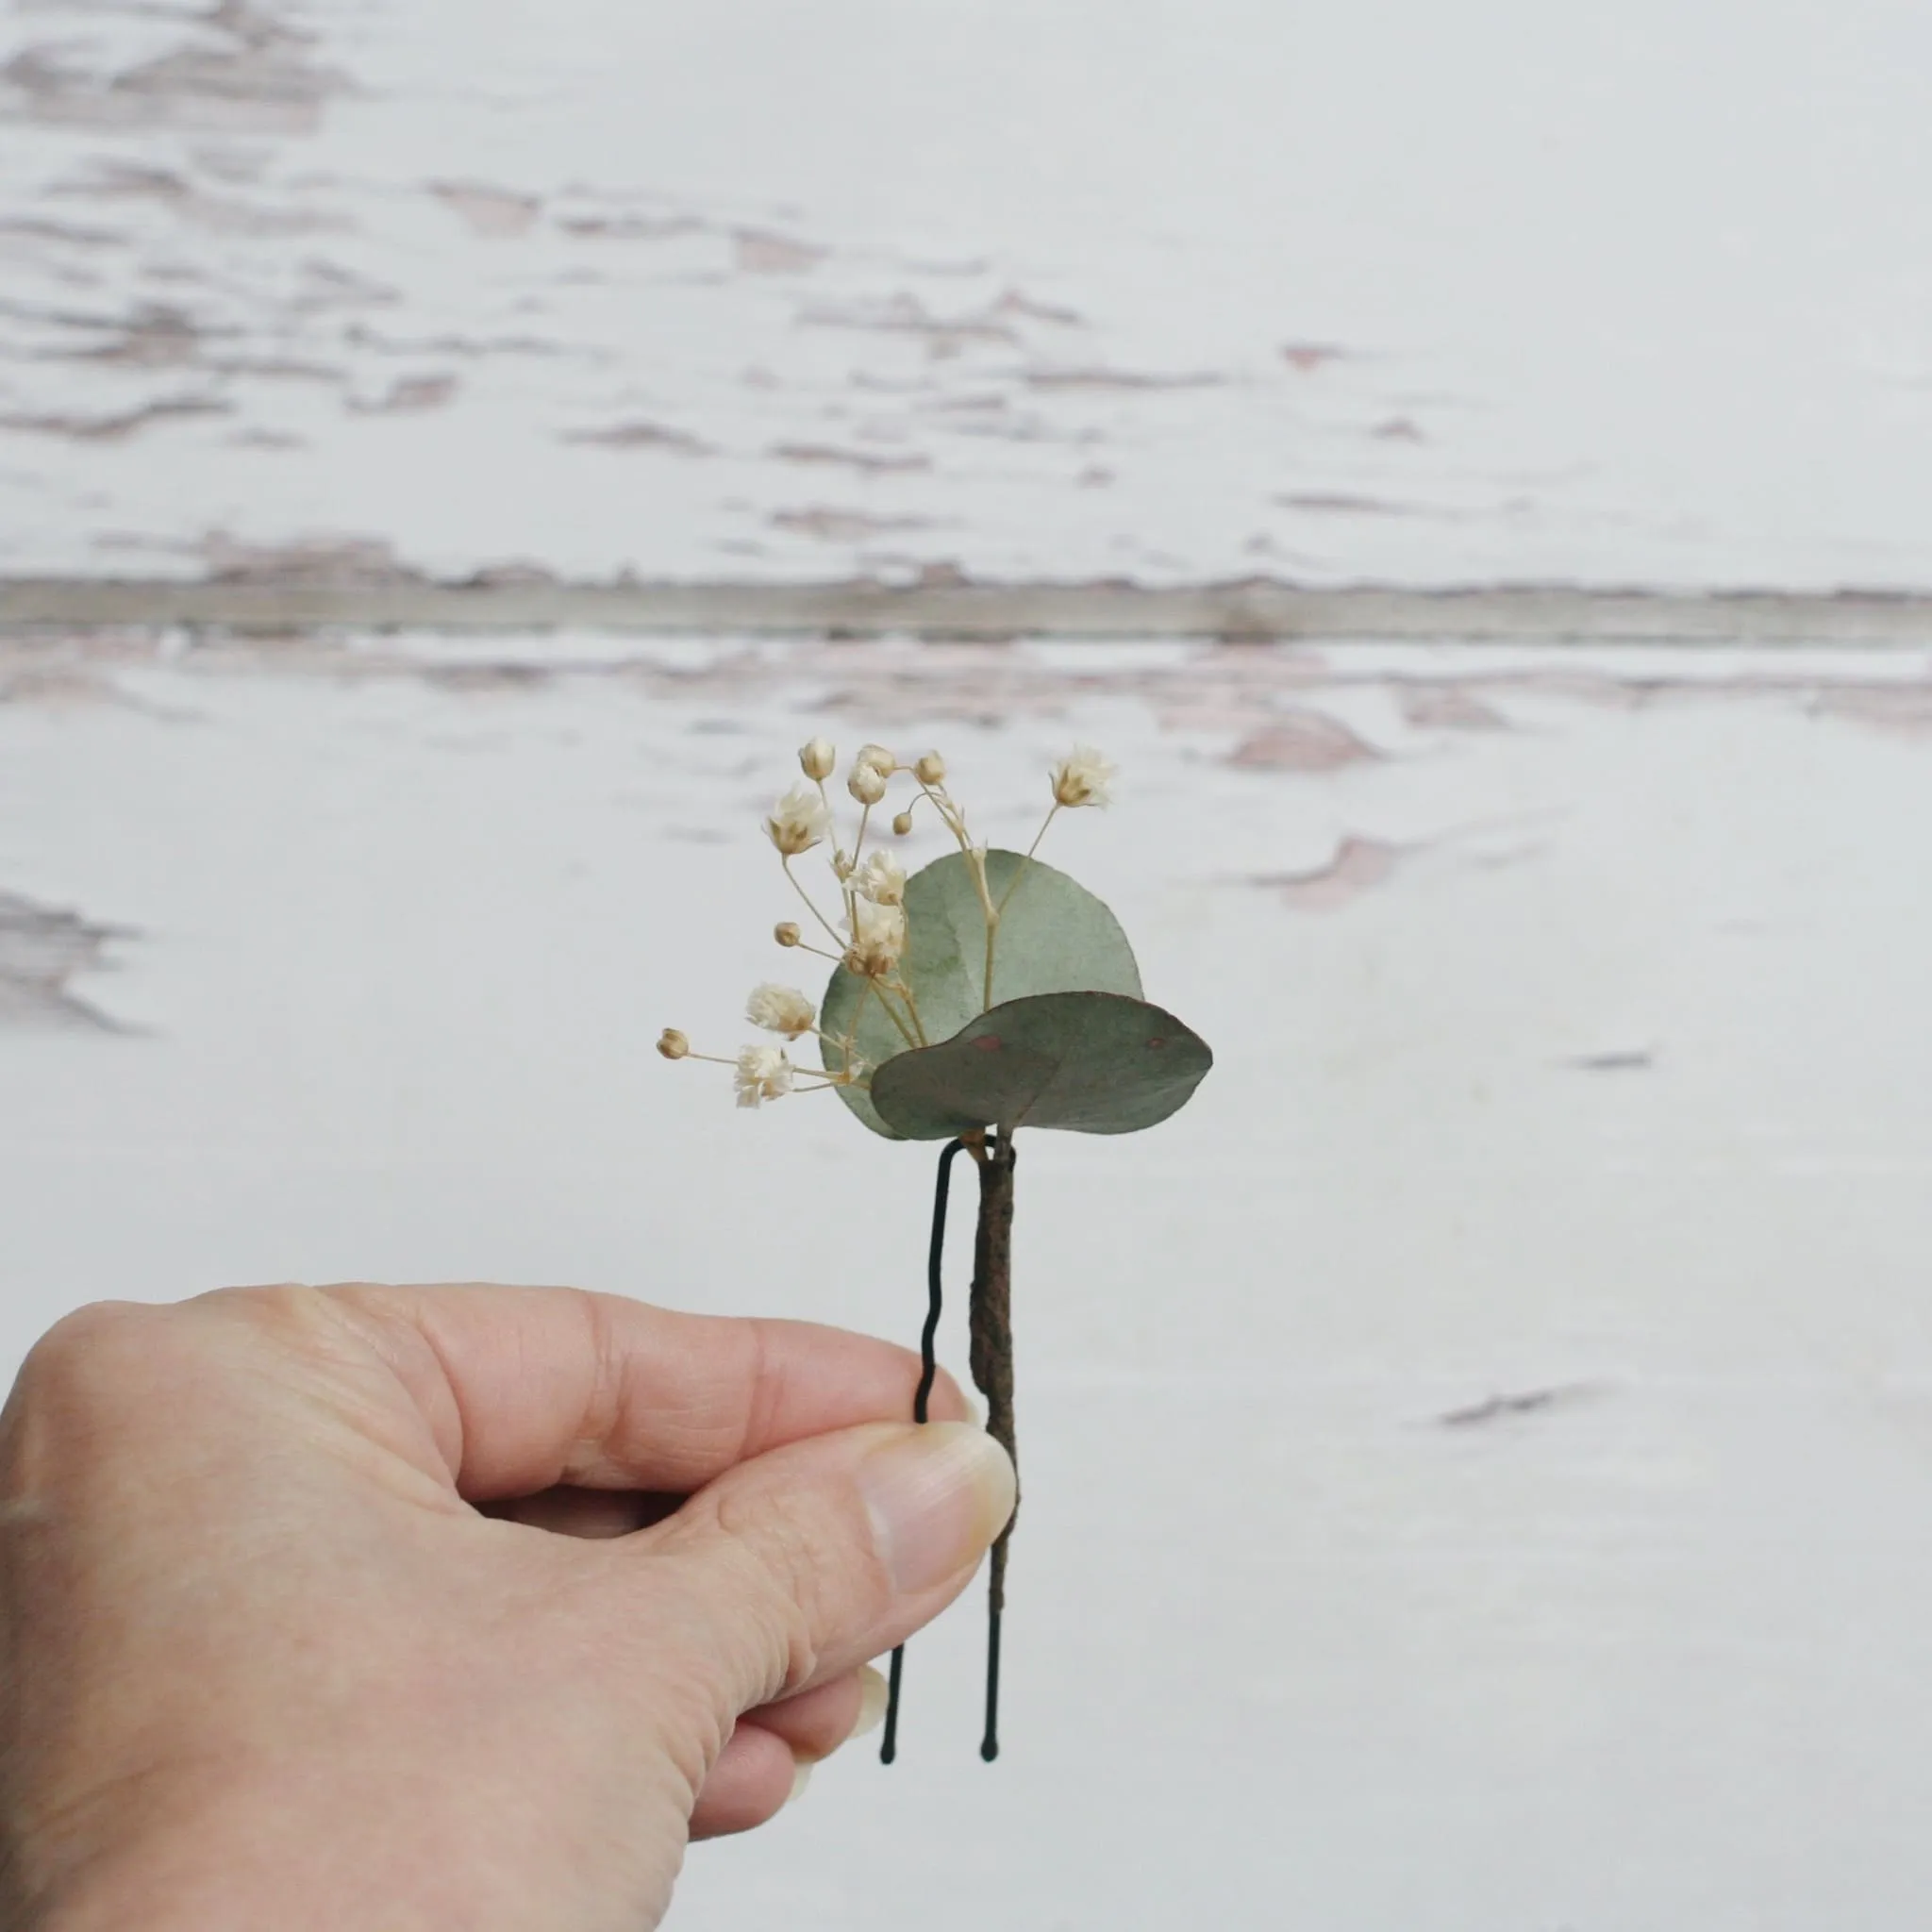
[
  {"left": 1147, "top": 1037, "right": 1168, "bottom": 1049},
  {"left": 974, "top": 1035, "right": 1003, "bottom": 1052}
]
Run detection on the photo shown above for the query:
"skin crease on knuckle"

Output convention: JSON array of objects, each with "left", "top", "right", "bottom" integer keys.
[{"left": 663, "top": 1491, "right": 839, "bottom": 1708}]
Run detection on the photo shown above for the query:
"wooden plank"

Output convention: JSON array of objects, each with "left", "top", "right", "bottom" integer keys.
[{"left": 8, "top": 576, "right": 1932, "bottom": 642}]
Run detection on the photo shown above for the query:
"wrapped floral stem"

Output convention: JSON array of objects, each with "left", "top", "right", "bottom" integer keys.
[
  {"left": 967, "top": 1130, "right": 1018, "bottom": 1760},
  {"left": 661, "top": 736, "right": 1211, "bottom": 1761}
]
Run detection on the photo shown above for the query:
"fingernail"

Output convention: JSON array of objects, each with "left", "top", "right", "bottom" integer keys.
[
  {"left": 858, "top": 1422, "right": 1016, "bottom": 1596},
  {"left": 787, "top": 1755, "right": 813, "bottom": 1805},
  {"left": 848, "top": 1664, "right": 891, "bottom": 1742},
  {"left": 964, "top": 1391, "right": 986, "bottom": 1430}
]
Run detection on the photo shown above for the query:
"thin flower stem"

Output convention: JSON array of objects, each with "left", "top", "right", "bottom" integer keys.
[
  {"left": 983, "top": 916, "right": 998, "bottom": 1013},
  {"left": 782, "top": 858, "right": 845, "bottom": 948},
  {"left": 794, "top": 939, "right": 845, "bottom": 965},
  {"left": 993, "top": 805, "right": 1059, "bottom": 917},
  {"left": 919, "top": 782, "right": 973, "bottom": 858},
  {"left": 1024, "top": 803, "right": 1059, "bottom": 863},
  {"left": 884, "top": 978, "right": 929, "bottom": 1047},
  {"left": 874, "top": 977, "right": 925, "bottom": 1047},
  {"left": 803, "top": 1034, "right": 870, "bottom": 1089},
  {"left": 856, "top": 974, "right": 920, "bottom": 1054},
  {"left": 852, "top": 802, "right": 872, "bottom": 869}
]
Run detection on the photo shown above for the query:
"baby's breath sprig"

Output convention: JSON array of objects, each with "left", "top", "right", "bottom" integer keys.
[
  {"left": 661, "top": 736, "right": 1105, "bottom": 1111},
  {"left": 655, "top": 981, "right": 868, "bottom": 1108}
]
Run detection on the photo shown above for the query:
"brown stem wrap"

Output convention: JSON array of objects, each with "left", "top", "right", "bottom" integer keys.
[{"left": 968, "top": 1132, "right": 1018, "bottom": 1612}]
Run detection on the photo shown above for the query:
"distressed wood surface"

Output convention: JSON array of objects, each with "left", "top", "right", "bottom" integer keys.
[
  {"left": 12, "top": 575, "right": 1932, "bottom": 642},
  {"left": 5, "top": 0, "right": 1932, "bottom": 589},
  {"left": 4, "top": 630, "right": 1931, "bottom": 1927}
]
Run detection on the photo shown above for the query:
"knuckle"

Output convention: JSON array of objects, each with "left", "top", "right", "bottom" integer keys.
[
  {"left": 5, "top": 1304, "right": 169, "bottom": 1493},
  {"left": 191, "top": 1280, "right": 335, "bottom": 1338},
  {"left": 13, "top": 1300, "right": 159, "bottom": 1407}
]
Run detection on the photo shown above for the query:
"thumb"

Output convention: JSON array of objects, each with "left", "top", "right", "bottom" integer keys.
[{"left": 635, "top": 1419, "right": 1016, "bottom": 1720}]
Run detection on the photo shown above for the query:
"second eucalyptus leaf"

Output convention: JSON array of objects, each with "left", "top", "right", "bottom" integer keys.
[{"left": 870, "top": 991, "right": 1213, "bottom": 1140}]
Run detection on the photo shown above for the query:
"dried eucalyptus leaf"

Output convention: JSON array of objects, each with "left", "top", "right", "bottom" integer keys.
[
  {"left": 821, "top": 850, "right": 1141, "bottom": 1139},
  {"left": 869, "top": 991, "right": 1212, "bottom": 1140}
]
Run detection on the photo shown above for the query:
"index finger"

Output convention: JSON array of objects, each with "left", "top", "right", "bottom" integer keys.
[{"left": 308, "top": 1282, "right": 966, "bottom": 1501}]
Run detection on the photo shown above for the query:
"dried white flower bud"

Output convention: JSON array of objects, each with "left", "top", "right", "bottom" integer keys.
[
  {"left": 656, "top": 1028, "right": 691, "bottom": 1060},
  {"left": 856, "top": 742, "right": 896, "bottom": 774},
  {"left": 798, "top": 737, "right": 837, "bottom": 782},
  {"left": 851, "top": 850, "right": 906, "bottom": 906},
  {"left": 734, "top": 1043, "right": 794, "bottom": 1108},
  {"left": 1050, "top": 745, "right": 1116, "bottom": 809},
  {"left": 774, "top": 921, "right": 802, "bottom": 947},
  {"left": 891, "top": 811, "right": 914, "bottom": 837},
  {"left": 765, "top": 783, "right": 831, "bottom": 857},
  {"left": 914, "top": 751, "right": 946, "bottom": 786},
  {"left": 745, "top": 983, "right": 816, "bottom": 1039},
  {"left": 848, "top": 762, "right": 889, "bottom": 807},
  {"left": 843, "top": 898, "right": 908, "bottom": 977}
]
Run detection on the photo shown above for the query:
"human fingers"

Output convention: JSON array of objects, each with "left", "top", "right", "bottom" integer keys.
[
  {"left": 206, "top": 1281, "right": 967, "bottom": 1500},
  {"left": 628, "top": 1420, "right": 1013, "bottom": 1726},
  {"left": 737, "top": 1667, "right": 882, "bottom": 1763},
  {"left": 684, "top": 1723, "right": 801, "bottom": 1839},
  {"left": 685, "top": 1670, "right": 884, "bottom": 1841}
]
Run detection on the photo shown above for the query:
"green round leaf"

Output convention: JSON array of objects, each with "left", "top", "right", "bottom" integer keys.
[
  {"left": 822, "top": 849, "right": 1142, "bottom": 1139},
  {"left": 869, "top": 991, "right": 1212, "bottom": 1141}
]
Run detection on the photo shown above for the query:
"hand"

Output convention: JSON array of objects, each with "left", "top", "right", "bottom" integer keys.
[{"left": 0, "top": 1283, "right": 1015, "bottom": 1930}]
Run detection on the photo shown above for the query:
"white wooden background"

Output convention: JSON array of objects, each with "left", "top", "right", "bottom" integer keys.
[
  {"left": 5, "top": 0, "right": 1932, "bottom": 587},
  {"left": 7, "top": 631, "right": 1932, "bottom": 1929},
  {"left": 7, "top": 4, "right": 1932, "bottom": 1929}
]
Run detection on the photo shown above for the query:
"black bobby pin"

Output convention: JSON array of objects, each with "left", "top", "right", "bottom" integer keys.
[{"left": 879, "top": 1135, "right": 967, "bottom": 1765}]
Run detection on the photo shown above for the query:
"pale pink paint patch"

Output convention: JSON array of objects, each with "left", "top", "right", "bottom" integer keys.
[
  {"left": 430, "top": 183, "right": 542, "bottom": 239},
  {"left": 732, "top": 229, "right": 826, "bottom": 275},
  {"left": 1257, "top": 836, "right": 1406, "bottom": 910},
  {"left": 1399, "top": 683, "right": 1511, "bottom": 731},
  {"left": 1228, "top": 709, "right": 1382, "bottom": 772}
]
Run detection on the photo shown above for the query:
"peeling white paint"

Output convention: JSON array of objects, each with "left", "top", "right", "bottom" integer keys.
[{"left": 5, "top": 0, "right": 1932, "bottom": 587}]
